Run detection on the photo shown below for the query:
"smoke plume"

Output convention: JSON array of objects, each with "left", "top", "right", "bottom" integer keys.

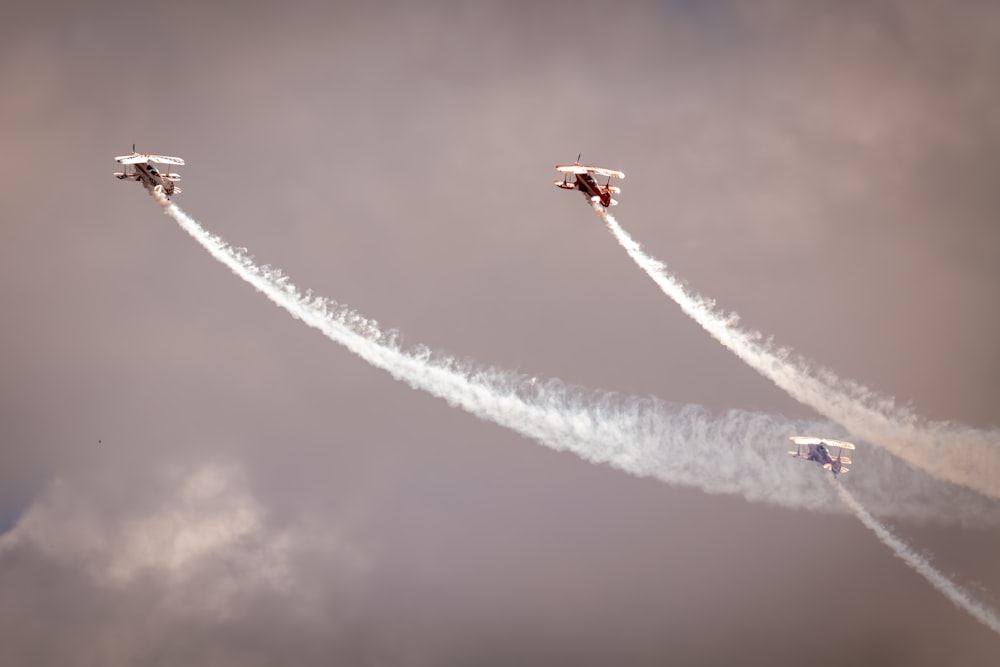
[{"left": 596, "top": 206, "right": 1000, "bottom": 501}]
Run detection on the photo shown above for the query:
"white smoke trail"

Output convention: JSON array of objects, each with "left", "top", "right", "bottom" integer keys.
[
  {"left": 595, "top": 206, "right": 1000, "bottom": 500},
  {"left": 150, "top": 192, "right": 834, "bottom": 512},
  {"left": 151, "top": 193, "right": 1000, "bottom": 630},
  {"left": 148, "top": 192, "right": 997, "bottom": 524},
  {"left": 833, "top": 478, "right": 1000, "bottom": 637}
]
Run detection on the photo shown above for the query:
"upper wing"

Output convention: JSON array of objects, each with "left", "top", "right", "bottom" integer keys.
[
  {"left": 147, "top": 154, "right": 185, "bottom": 166},
  {"left": 821, "top": 438, "right": 855, "bottom": 451},
  {"left": 555, "top": 164, "right": 625, "bottom": 179},
  {"left": 115, "top": 154, "right": 148, "bottom": 164},
  {"left": 789, "top": 435, "right": 856, "bottom": 451},
  {"left": 586, "top": 166, "right": 625, "bottom": 180}
]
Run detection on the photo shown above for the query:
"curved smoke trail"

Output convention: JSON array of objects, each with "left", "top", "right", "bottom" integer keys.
[
  {"left": 833, "top": 479, "right": 1000, "bottom": 636},
  {"left": 151, "top": 193, "right": 999, "bottom": 635},
  {"left": 595, "top": 206, "right": 1000, "bottom": 500},
  {"left": 148, "top": 192, "right": 995, "bottom": 525},
  {"left": 150, "top": 193, "right": 831, "bottom": 513}
]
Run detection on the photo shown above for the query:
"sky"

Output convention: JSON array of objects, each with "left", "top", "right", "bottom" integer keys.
[{"left": 2, "top": 1, "right": 999, "bottom": 665}]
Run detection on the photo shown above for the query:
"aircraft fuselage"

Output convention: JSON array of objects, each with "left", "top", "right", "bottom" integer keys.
[
  {"left": 804, "top": 444, "right": 843, "bottom": 475},
  {"left": 575, "top": 172, "right": 611, "bottom": 207},
  {"left": 116, "top": 162, "right": 176, "bottom": 197}
]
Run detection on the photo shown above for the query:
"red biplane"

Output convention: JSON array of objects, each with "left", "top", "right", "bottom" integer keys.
[{"left": 554, "top": 156, "right": 624, "bottom": 207}]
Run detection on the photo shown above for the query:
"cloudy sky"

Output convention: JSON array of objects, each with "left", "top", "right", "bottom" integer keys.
[{"left": 2, "top": 1, "right": 999, "bottom": 665}]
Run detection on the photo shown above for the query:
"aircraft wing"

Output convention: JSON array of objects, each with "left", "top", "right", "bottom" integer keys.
[
  {"left": 789, "top": 435, "right": 856, "bottom": 451},
  {"left": 555, "top": 164, "right": 590, "bottom": 174},
  {"left": 586, "top": 166, "right": 625, "bottom": 179},
  {"left": 115, "top": 154, "right": 148, "bottom": 164},
  {"left": 148, "top": 154, "right": 185, "bottom": 166},
  {"left": 555, "top": 165, "right": 625, "bottom": 179},
  {"left": 820, "top": 438, "right": 855, "bottom": 451}
]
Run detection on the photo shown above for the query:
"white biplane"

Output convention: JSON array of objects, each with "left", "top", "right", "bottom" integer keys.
[
  {"left": 114, "top": 145, "right": 185, "bottom": 197},
  {"left": 554, "top": 156, "right": 625, "bottom": 208},
  {"left": 788, "top": 436, "right": 855, "bottom": 477}
]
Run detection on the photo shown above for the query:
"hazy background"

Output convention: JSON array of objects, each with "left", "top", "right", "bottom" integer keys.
[{"left": 2, "top": 1, "right": 999, "bottom": 665}]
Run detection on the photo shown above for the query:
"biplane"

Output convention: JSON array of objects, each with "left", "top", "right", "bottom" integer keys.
[
  {"left": 788, "top": 436, "right": 855, "bottom": 477},
  {"left": 554, "top": 156, "right": 624, "bottom": 207},
  {"left": 114, "top": 145, "right": 185, "bottom": 197}
]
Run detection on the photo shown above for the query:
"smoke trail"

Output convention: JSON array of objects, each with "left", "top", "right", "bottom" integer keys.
[
  {"left": 595, "top": 206, "right": 1000, "bottom": 500},
  {"left": 833, "top": 479, "right": 1000, "bottom": 637},
  {"left": 150, "top": 193, "right": 1000, "bottom": 628},
  {"left": 147, "top": 192, "right": 998, "bottom": 525},
  {"left": 150, "top": 192, "right": 834, "bottom": 512}
]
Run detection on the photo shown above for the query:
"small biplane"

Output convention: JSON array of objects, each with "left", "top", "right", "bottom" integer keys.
[
  {"left": 554, "top": 156, "right": 624, "bottom": 207},
  {"left": 788, "top": 436, "right": 855, "bottom": 477},
  {"left": 114, "top": 145, "right": 184, "bottom": 197}
]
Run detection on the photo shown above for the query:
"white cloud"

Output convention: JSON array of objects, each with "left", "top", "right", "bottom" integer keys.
[{"left": 0, "top": 460, "right": 366, "bottom": 621}]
